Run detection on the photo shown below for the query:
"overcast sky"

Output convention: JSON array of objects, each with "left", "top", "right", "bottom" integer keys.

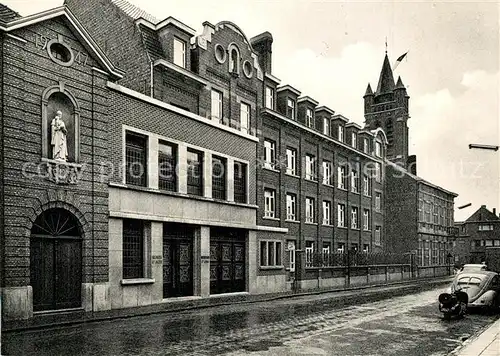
[{"left": 4, "top": 0, "right": 499, "bottom": 221}]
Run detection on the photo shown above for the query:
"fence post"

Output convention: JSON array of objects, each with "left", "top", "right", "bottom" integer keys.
[{"left": 346, "top": 251, "right": 351, "bottom": 287}]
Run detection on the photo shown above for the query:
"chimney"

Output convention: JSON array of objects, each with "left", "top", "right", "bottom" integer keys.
[
  {"left": 493, "top": 208, "right": 496, "bottom": 216},
  {"left": 250, "top": 32, "right": 273, "bottom": 73}
]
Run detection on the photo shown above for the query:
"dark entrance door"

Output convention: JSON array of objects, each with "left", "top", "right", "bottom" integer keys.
[
  {"left": 210, "top": 228, "right": 246, "bottom": 294},
  {"left": 163, "top": 223, "right": 194, "bottom": 298},
  {"left": 30, "top": 208, "right": 82, "bottom": 312}
]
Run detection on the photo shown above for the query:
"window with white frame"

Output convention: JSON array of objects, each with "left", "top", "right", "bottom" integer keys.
[
  {"left": 211, "top": 89, "right": 223, "bottom": 123},
  {"left": 306, "top": 197, "right": 315, "bottom": 223},
  {"left": 338, "top": 125, "right": 344, "bottom": 142},
  {"left": 287, "top": 240, "right": 296, "bottom": 272},
  {"left": 363, "top": 244, "right": 369, "bottom": 253},
  {"left": 263, "top": 139, "right": 275, "bottom": 169},
  {"left": 286, "top": 193, "right": 297, "bottom": 221},
  {"left": 337, "top": 242, "right": 345, "bottom": 253},
  {"left": 260, "top": 240, "right": 282, "bottom": 267},
  {"left": 338, "top": 203, "right": 346, "bottom": 227},
  {"left": 351, "top": 207, "right": 359, "bottom": 229},
  {"left": 323, "top": 201, "right": 331, "bottom": 225},
  {"left": 337, "top": 165, "right": 347, "bottom": 189},
  {"left": 286, "top": 147, "right": 297, "bottom": 175},
  {"left": 323, "top": 117, "right": 330, "bottom": 135},
  {"left": 287, "top": 98, "right": 295, "bottom": 119},
  {"left": 375, "top": 162, "right": 381, "bottom": 182},
  {"left": 305, "top": 154, "right": 316, "bottom": 180},
  {"left": 375, "top": 192, "right": 381, "bottom": 212},
  {"left": 264, "top": 188, "right": 276, "bottom": 218},
  {"left": 173, "top": 37, "right": 186, "bottom": 68},
  {"left": 240, "top": 102, "right": 250, "bottom": 133},
  {"left": 375, "top": 225, "right": 381, "bottom": 245},
  {"left": 363, "top": 175, "right": 370, "bottom": 196},
  {"left": 322, "top": 160, "right": 332, "bottom": 185},
  {"left": 351, "top": 169, "right": 359, "bottom": 193},
  {"left": 363, "top": 138, "right": 369, "bottom": 153},
  {"left": 479, "top": 224, "right": 494, "bottom": 231},
  {"left": 351, "top": 132, "right": 357, "bottom": 148},
  {"left": 375, "top": 141, "right": 382, "bottom": 157},
  {"left": 305, "top": 241, "right": 314, "bottom": 267},
  {"left": 322, "top": 243, "right": 331, "bottom": 266},
  {"left": 265, "top": 86, "right": 274, "bottom": 110},
  {"left": 363, "top": 209, "right": 370, "bottom": 230},
  {"left": 306, "top": 108, "right": 314, "bottom": 127}
]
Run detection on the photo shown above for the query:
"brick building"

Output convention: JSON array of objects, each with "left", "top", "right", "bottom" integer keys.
[
  {"left": 453, "top": 205, "right": 500, "bottom": 265},
  {"left": 365, "top": 54, "right": 458, "bottom": 265}
]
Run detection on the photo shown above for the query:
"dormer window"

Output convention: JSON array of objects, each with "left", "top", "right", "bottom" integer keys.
[
  {"left": 323, "top": 117, "right": 330, "bottom": 135},
  {"left": 229, "top": 45, "right": 240, "bottom": 75},
  {"left": 338, "top": 125, "right": 344, "bottom": 142},
  {"left": 375, "top": 141, "right": 382, "bottom": 157},
  {"left": 351, "top": 132, "right": 357, "bottom": 148},
  {"left": 363, "top": 138, "right": 369, "bottom": 153},
  {"left": 173, "top": 37, "right": 186, "bottom": 68},
  {"left": 306, "top": 108, "right": 313, "bottom": 127},
  {"left": 287, "top": 99, "right": 295, "bottom": 120},
  {"left": 211, "top": 89, "right": 223, "bottom": 123},
  {"left": 265, "top": 86, "right": 274, "bottom": 110}
]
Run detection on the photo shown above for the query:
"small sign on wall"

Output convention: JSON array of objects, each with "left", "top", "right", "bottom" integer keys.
[
  {"left": 152, "top": 255, "right": 163, "bottom": 265},
  {"left": 201, "top": 256, "right": 210, "bottom": 264}
]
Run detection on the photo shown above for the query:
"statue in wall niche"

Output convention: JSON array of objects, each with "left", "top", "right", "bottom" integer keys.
[{"left": 51, "top": 110, "right": 68, "bottom": 161}]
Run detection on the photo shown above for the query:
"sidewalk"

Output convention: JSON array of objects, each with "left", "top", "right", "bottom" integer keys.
[{"left": 453, "top": 317, "right": 500, "bottom": 356}]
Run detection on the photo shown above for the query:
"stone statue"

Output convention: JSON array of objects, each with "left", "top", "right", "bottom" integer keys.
[{"left": 51, "top": 110, "right": 68, "bottom": 161}]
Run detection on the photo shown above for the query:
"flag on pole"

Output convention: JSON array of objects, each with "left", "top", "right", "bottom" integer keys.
[{"left": 393, "top": 51, "right": 408, "bottom": 71}]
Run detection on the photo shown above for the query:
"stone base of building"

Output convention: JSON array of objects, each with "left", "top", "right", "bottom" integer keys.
[{"left": 2, "top": 286, "right": 33, "bottom": 321}]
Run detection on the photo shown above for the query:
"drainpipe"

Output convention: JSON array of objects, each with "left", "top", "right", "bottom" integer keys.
[{"left": 91, "top": 71, "right": 96, "bottom": 315}]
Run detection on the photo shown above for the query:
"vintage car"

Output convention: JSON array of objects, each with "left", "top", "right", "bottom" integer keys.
[{"left": 450, "top": 271, "right": 500, "bottom": 310}]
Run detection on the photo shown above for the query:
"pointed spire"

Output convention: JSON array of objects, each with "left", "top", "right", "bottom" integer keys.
[
  {"left": 376, "top": 54, "right": 395, "bottom": 95},
  {"left": 364, "top": 83, "right": 374, "bottom": 96},
  {"left": 395, "top": 76, "right": 405, "bottom": 89}
]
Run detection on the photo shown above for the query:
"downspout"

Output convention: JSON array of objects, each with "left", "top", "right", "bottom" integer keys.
[{"left": 91, "top": 71, "right": 95, "bottom": 315}]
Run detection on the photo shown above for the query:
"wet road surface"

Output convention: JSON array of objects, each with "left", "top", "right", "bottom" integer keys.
[{"left": 2, "top": 286, "right": 498, "bottom": 356}]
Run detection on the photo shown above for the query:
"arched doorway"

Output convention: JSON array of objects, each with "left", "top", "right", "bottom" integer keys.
[{"left": 30, "top": 208, "right": 82, "bottom": 311}]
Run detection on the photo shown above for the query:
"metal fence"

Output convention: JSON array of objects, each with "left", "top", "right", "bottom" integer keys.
[{"left": 306, "top": 251, "right": 413, "bottom": 268}]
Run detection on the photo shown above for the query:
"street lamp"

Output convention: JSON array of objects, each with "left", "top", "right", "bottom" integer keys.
[{"left": 469, "top": 144, "right": 499, "bottom": 151}]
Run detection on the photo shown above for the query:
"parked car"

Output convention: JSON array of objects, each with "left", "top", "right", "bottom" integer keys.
[
  {"left": 450, "top": 271, "right": 500, "bottom": 310},
  {"left": 460, "top": 264, "right": 488, "bottom": 273}
]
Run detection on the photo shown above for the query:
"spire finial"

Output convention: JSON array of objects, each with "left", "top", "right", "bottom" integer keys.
[{"left": 385, "top": 36, "right": 388, "bottom": 54}]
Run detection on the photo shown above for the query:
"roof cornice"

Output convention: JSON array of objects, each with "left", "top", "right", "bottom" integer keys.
[
  {"left": 297, "top": 96, "right": 319, "bottom": 106},
  {"left": 277, "top": 85, "right": 301, "bottom": 96}
]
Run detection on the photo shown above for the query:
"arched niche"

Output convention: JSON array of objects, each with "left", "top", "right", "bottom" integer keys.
[
  {"left": 41, "top": 84, "right": 80, "bottom": 163},
  {"left": 228, "top": 43, "right": 241, "bottom": 76}
]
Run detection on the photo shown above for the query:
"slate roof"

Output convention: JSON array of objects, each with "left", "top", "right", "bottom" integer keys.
[
  {"left": 466, "top": 206, "right": 500, "bottom": 223},
  {"left": 0, "top": 3, "right": 20, "bottom": 22},
  {"left": 137, "top": 24, "right": 163, "bottom": 62},
  {"left": 375, "top": 54, "right": 395, "bottom": 95}
]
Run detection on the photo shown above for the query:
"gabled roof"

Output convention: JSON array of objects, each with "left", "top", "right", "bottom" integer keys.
[
  {"left": 465, "top": 206, "right": 500, "bottom": 223},
  {"left": 376, "top": 54, "right": 395, "bottom": 95},
  {"left": 0, "top": 6, "right": 123, "bottom": 79},
  {"left": 0, "top": 4, "right": 20, "bottom": 23}
]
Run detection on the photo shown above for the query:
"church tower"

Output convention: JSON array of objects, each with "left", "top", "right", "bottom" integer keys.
[{"left": 364, "top": 54, "right": 410, "bottom": 168}]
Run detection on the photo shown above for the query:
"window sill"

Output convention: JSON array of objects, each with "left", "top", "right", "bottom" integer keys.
[
  {"left": 121, "top": 278, "right": 155, "bottom": 285},
  {"left": 263, "top": 166, "right": 280, "bottom": 173},
  {"left": 263, "top": 216, "right": 280, "bottom": 221},
  {"left": 337, "top": 226, "right": 347, "bottom": 229},
  {"left": 322, "top": 223, "right": 334, "bottom": 227},
  {"left": 260, "top": 266, "right": 284, "bottom": 270},
  {"left": 285, "top": 172, "right": 300, "bottom": 178},
  {"left": 305, "top": 222, "right": 317, "bottom": 225},
  {"left": 304, "top": 178, "right": 318, "bottom": 183},
  {"left": 337, "top": 187, "right": 347, "bottom": 191},
  {"left": 351, "top": 227, "right": 360, "bottom": 231},
  {"left": 285, "top": 219, "right": 300, "bottom": 224},
  {"left": 363, "top": 194, "right": 372, "bottom": 198},
  {"left": 41, "top": 157, "right": 83, "bottom": 168},
  {"left": 351, "top": 191, "right": 360, "bottom": 195},
  {"left": 323, "top": 183, "right": 334, "bottom": 187}
]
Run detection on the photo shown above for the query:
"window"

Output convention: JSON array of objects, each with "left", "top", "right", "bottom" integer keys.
[
  {"left": 229, "top": 48, "right": 240, "bottom": 74},
  {"left": 338, "top": 125, "right": 344, "bottom": 142},
  {"left": 323, "top": 201, "right": 331, "bottom": 225},
  {"left": 375, "top": 226, "right": 381, "bottom": 245},
  {"left": 286, "top": 193, "right": 297, "bottom": 221},
  {"left": 485, "top": 239, "right": 494, "bottom": 247},
  {"left": 322, "top": 160, "right": 332, "bottom": 185},
  {"left": 265, "top": 86, "right": 274, "bottom": 110},
  {"left": 305, "top": 241, "right": 314, "bottom": 267},
  {"left": 337, "top": 242, "right": 345, "bottom": 253},
  {"left": 173, "top": 37, "right": 186, "bottom": 68},
  {"left": 305, "top": 154, "right": 316, "bottom": 180},
  {"left": 351, "top": 207, "right": 359, "bottom": 229},
  {"left": 234, "top": 162, "right": 247, "bottom": 203},
  {"left": 338, "top": 203, "right": 346, "bottom": 227},
  {"left": 363, "top": 209, "right": 370, "bottom": 230},
  {"left": 212, "top": 156, "right": 226, "bottom": 200},
  {"left": 287, "top": 241, "right": 296, "bottom": 272},
  {"left": 479, "top": 224, "right": 494, "bottom": 231},
  {"left": 351, "top": 170, "right": 359, "bottom": 193},
  {"left": 352, "top": 132, "right": 357, "bottom": 148},
  {"left": 351, "top": 243, "right": 358, "bottom": 252},
  {"left": 187, "top": 149, "right": 203, "bottom": 196},
  {"left": 158, "top": 141, "right": 177, "bottom": 192},
  {"left": 363, "top": 175, "right": 370, "bottom": 196},
  {"left": 375, "top": 162, "right": 382, "bottom": 182},
  {"left": 122, "top": 219, "right": 144, "bottom": 279},
  {"left": 263, "top": 139, "right": 275, "bottom": 169},
  {"left": 125, "top": 132, "right": 147, "bottom": 187},
  {"left": 260, "top": 241, "right": 282, "bottom": 267},
  {"left": 322, "top": 243, "right": 331, "bottom": 266},
  {"left": 375, "top": 141, "right": 382, "bottom": 157},
  {"left": 375, "top": 192, "right": 382, "bottom": 212},
  {"left": 363, "top": 138, "right": 369, "bottom": 153},
  {"left": 337, "top": 164, "right": 348, "bottom": 189},
  {"left": 306, "top": 108, "right": 314, "bottom": 127},
  {"left": 211, "top": 90, "right": 223, "bottom": 123},
  {"left": 264, "top": 188, "right": 276, "bottom": 218},
  {"left": 286, "top": 147, "right": 297, "bottom": 175},
  {"left": 363, "top": 244, "right": 369, "bottom": 253},
  {"left": 306, "top": 197, "right": 315, "bottom": 223},
  {"left": 323, "top": 117, "right": 330, "bottom": 135},
  {"left": 287, "top": 98, "right": 295, "bottom": 119},
  {"left": 240, "top": 102, "right": 250, "bottom": 133}
]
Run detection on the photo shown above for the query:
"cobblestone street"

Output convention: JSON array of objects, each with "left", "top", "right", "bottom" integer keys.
[{"left": 2, "top": 285, "right": 498, "bottom": 356}]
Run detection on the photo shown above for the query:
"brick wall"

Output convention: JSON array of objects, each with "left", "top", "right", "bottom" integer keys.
[{"left": 2, "top": 19, "right": 111, "bottom": 286}]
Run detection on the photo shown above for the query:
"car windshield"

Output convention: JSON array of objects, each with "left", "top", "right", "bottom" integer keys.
[{"left": 453, "top": 275, "right": 488, "bottom": 296}]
